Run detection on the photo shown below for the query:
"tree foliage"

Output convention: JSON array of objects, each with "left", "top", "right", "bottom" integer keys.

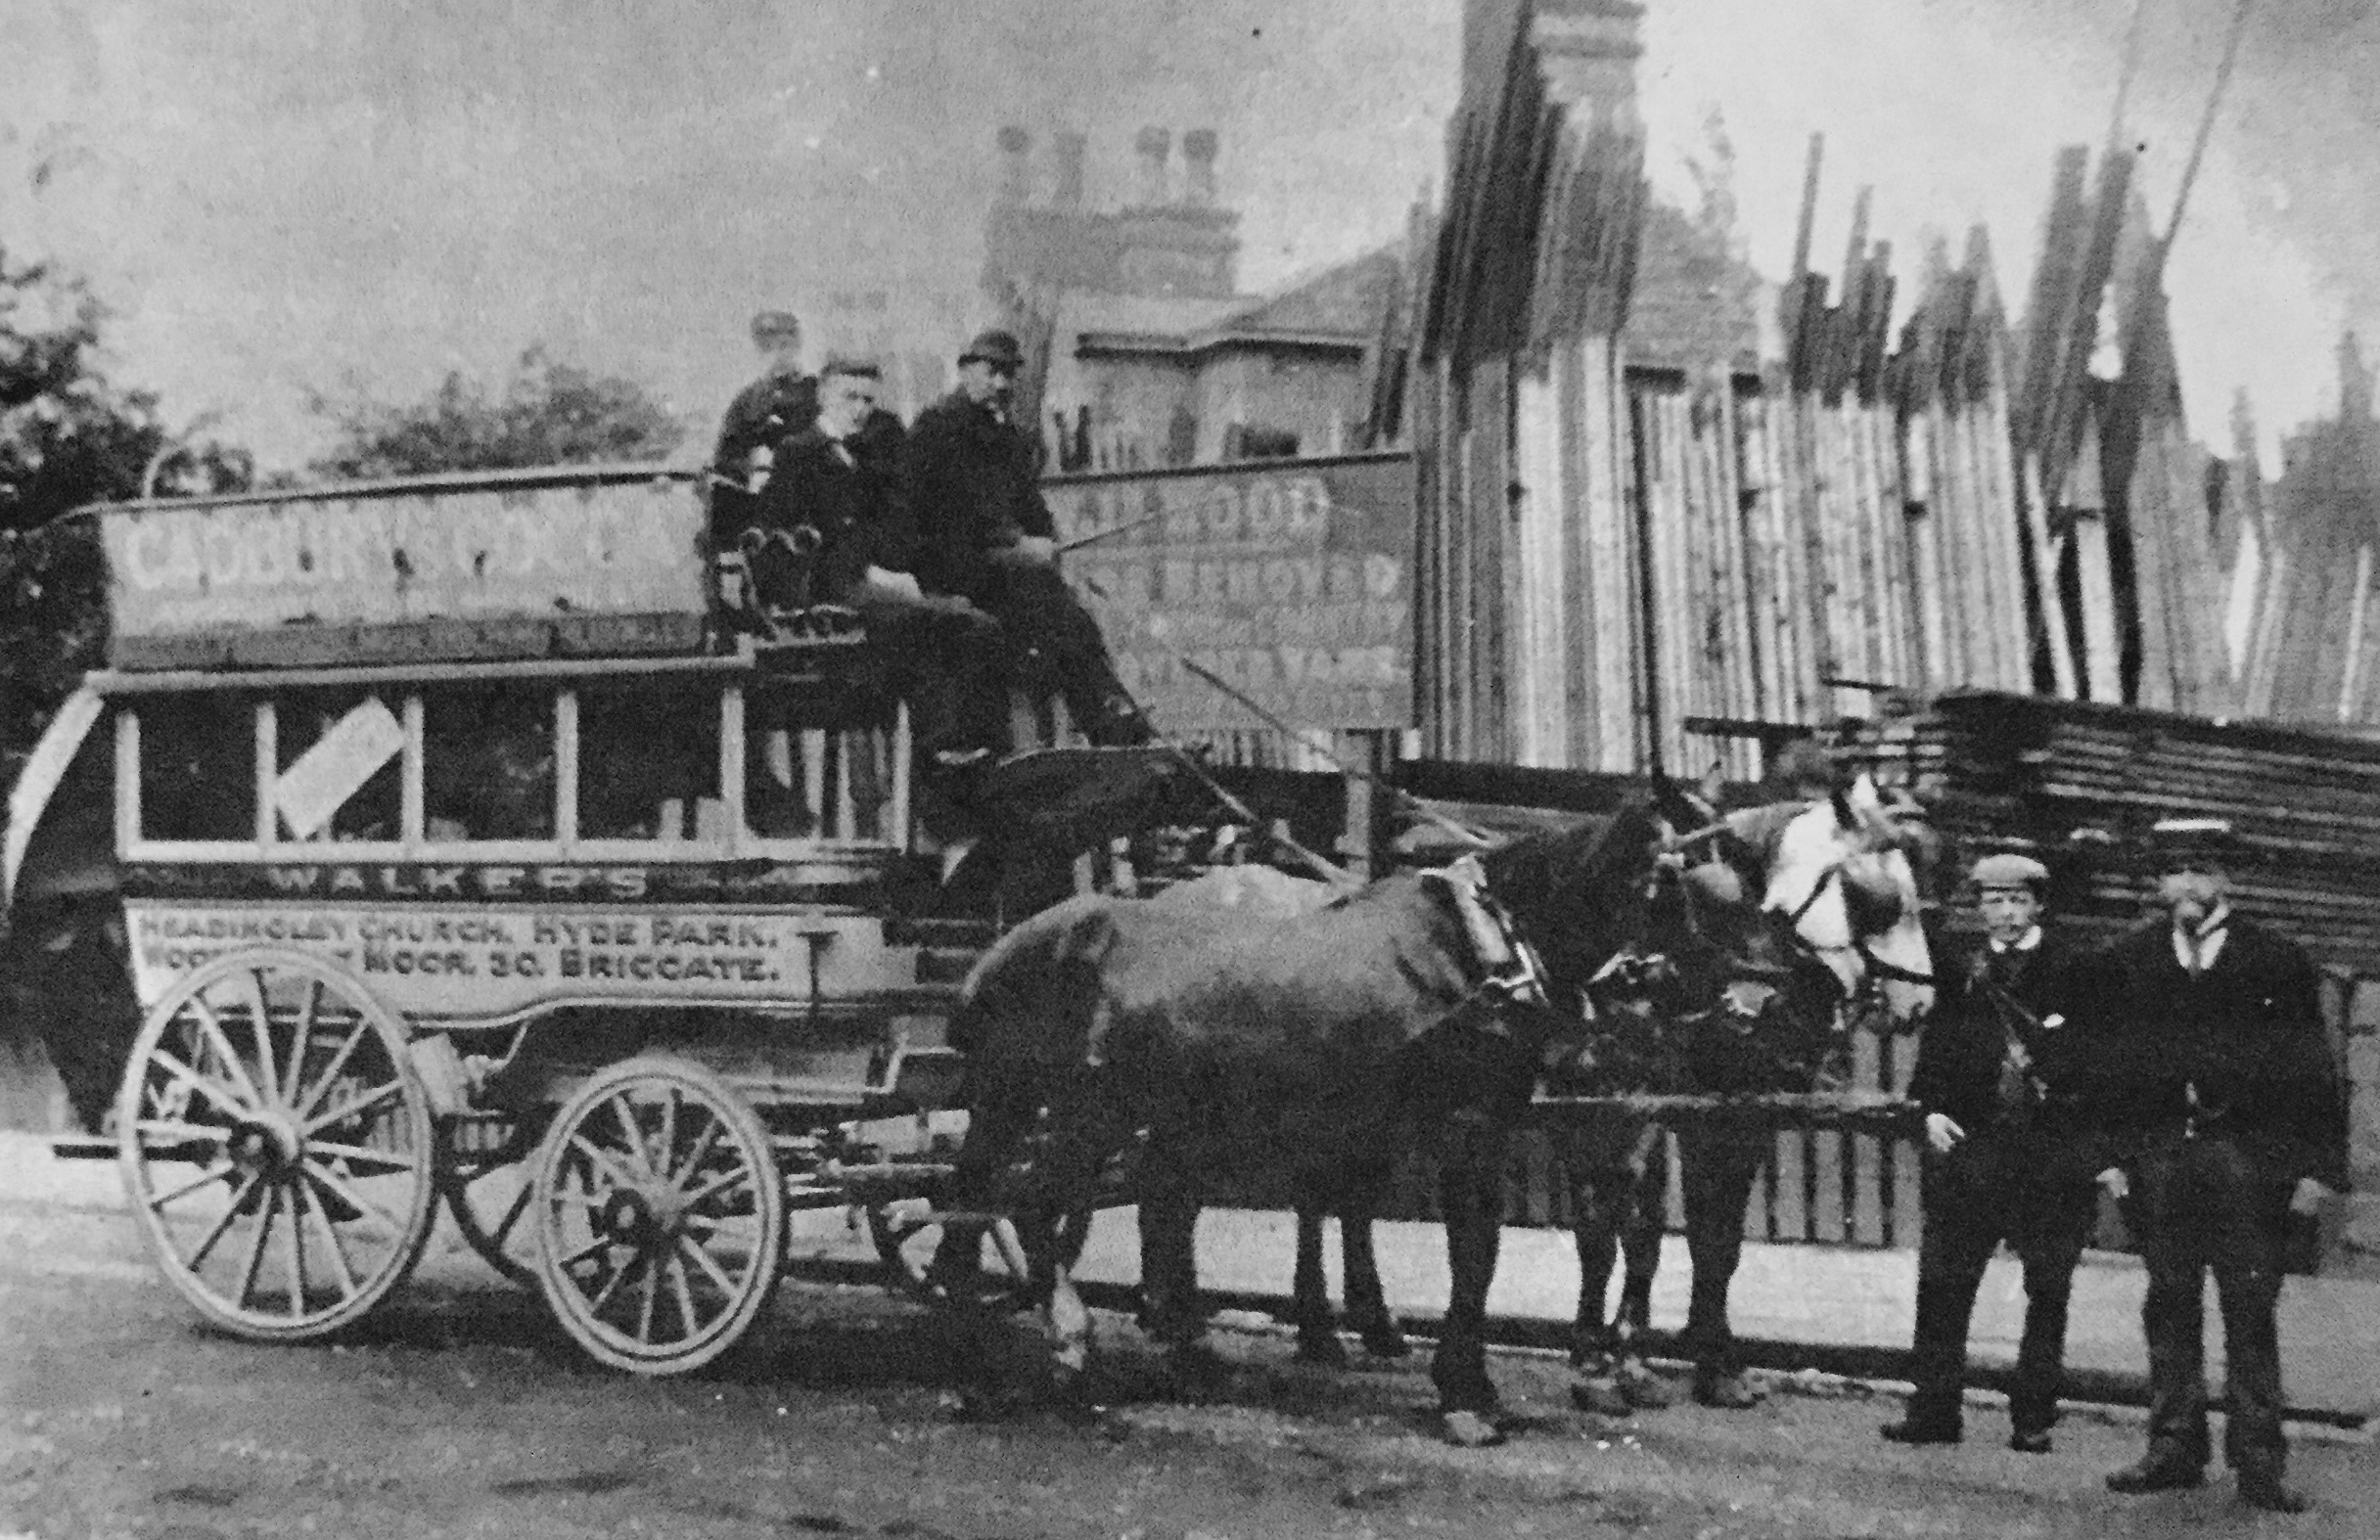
[{"left": 309, "top": 347, "right": 684, "bottom": 480}]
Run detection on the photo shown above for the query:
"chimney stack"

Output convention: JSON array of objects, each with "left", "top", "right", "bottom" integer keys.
[
  {"left": 996, "top": 124, "right": 1031, "bottom": 204},
  {"left": 1053, "top": 129, "right": 1088, "bottom": 209},
  {"left": 1133, "top": 125, "right": 1171, "bottom": 207},
  {"left": 1181, "top": 128, "right": 1218, "bottom": 208}
]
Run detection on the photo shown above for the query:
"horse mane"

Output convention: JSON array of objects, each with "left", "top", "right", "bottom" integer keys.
[{"left": 1478, "top": 797, "right": 1663, "bottom": 975}]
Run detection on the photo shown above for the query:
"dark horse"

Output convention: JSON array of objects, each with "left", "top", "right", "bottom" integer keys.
[
  {"left": 937, "top": 801, "right": 1671, "bottom": 1442},
  {"left": 1562, "top": 774, "right": 1937, "bottom": 1409}
]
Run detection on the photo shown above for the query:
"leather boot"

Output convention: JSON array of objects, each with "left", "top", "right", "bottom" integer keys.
[
  {"left": 2235, "top": 1462, "right": 2310, "bottom": 1514},
  {"left": 2106, "top": 1450, "right": 2206, "bottom": 1494}
]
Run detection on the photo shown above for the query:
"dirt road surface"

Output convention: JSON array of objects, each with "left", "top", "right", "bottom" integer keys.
[{"left": 5, "top": 1147, "right": 2374, "bottom": 1539}]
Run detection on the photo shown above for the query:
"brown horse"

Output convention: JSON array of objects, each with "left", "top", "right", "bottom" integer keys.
[{"left": 938, "top": 801, "right": 1672, "bottom": 1442}]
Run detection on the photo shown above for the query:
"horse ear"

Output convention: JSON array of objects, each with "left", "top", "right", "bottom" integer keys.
[
  {"left": 1696, "top": 760, "right": 1725, "bottom": 812},
  {"left": 1829, "top": 785, "right": 1856, "bottom": 831}
]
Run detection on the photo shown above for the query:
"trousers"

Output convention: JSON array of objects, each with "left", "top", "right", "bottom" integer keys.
[
  {"left": 2126, "top": 1134, "right": 2294, "bottom": 1477},
  {"left": 968, "top": 562, "right": 1148, "bottom": 747},
  {"left": 1906, "top": 1129, "right": 2098, "bottom": 1432}
]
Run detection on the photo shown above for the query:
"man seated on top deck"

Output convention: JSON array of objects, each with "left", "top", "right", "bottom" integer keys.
[
  {"left": 900, "top": 328, "right": 1152, "bottom": 747},
  {"left": 742, "top": 354, "right": 1010, "bottom": 785}
]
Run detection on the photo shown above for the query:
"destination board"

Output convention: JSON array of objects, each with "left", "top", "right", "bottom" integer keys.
[
  {"left": 1042, "top": 452, "right": 1415, "bottom": 732},
  {"left": 101, "top": 469, "right": 709, "bottom": 670}
]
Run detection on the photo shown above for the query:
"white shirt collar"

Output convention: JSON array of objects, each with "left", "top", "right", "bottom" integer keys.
[
  {"left": 2171, "top": 904, "right": 2231, "bottom": 972},
  {"left": 1989, "top": 927, "right": 2042, "bottom": 955}
]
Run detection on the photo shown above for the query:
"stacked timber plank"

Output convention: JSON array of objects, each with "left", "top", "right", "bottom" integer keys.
[{"left": 1848, "top": 689, "right": 2380, "bottom": 976}]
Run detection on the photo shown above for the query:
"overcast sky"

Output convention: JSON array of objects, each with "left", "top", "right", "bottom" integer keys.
[{"left": 2, "top": 0, "right": 2372, "bottom": 472}]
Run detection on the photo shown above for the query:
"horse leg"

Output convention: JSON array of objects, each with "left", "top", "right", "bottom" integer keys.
[
  {"left": 1612, "top": 1126, "right": 1674, "bottom": 1409},
  {"left": 1677, "top": 1123, "right": 1766, "bottom": 1408},
  {"left": 1137, "top": 1184, "right": 1228, "bottom": 1394},
  {"left": 1342, "top": 1161, "right": 1409, "bottom": 1360},
  {"left": 1291, "top": 1202, "right": 1348, "bottom": 1366},
  {"left": 1431, "top": 1110, "right": 1507, "bottom": 1444},
  {"left": 1565, "top": 1153, "right": 1634, "bottom": 1417}
]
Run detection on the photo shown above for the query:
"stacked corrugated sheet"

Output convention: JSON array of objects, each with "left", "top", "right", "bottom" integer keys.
[{"left": 1850, "top": 689, "right": 2380, "bottom": 975}]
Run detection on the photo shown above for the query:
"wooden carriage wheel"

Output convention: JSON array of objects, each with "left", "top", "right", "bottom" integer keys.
[
  {"left": 531, "top": 1057, "right": 786, "bottom": 1374},
  {"left": 114, "top": 949, "right": 437, "bottom": 1340},
  {"left": 436, "top": 1110, "right": 545, "bottom": 1288}
]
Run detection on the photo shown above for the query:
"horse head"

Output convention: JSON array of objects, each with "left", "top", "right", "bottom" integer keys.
[
  {"left": 1737, "top": 773, "right": 1936, "bottom": 1026},
  {"left": 1477, "top": 798, "right": 1671, "bottom": 1029}
]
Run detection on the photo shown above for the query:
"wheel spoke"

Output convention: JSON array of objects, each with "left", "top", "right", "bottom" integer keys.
[
  {"left": 566, "top": 1133, "right": 645, "bottom": 1198},
  {"left": 184, "top": 1173, "right": 262, "bottom": 1271},
  {"left": 664, "top": 1253, "right": 703, "bottom": 1339},
  {"left": 634, "top": 1249, "right": 661, "bottom": 1344},
  {"left": 147, "top": 1160, "right": 239, "bottom": 1212},
  {"left": 557, "top": 1234, "right": 617, "bottom": 1273},
  {"left": 284, "top": 1181, "right": 309, "bottom": 1318},
  {"left": 305, "top": 1140, "right": 420, "bottom": 1176},
  {"left": 586, "top": 1249, "right": 641, "bottom": 1316},
  {"left": 145, "top": 1048, "right": 253, "bottom": 1120},
  {"left": 302, "top": 1179, "right": 360, "bottom": 1299},
  {"left": 292, "top": 1019, "right": 368, "bottom": 1122},
  {"left": 300, "top": 1160, "right": 404, "bottom": 1238},
  {"left": 185, "top": 996, "right": 267, "bottom": 1111},
  {"left": 675, "top": 1231, "right": 741, "bottom": 1299},
  {"left": 670, "top": 1117, "right": 723, "bottom": 1197},
  {"left": 242, "top": 967, "right": 281, "bottom": 1110},
  {"left": 304, "top": 1078, "right": 402, "bottom": 1136},
  {"left": 235, "top": 1184, "right": 279, "bottom": 1310},
  {"left": 657, "top": 1089, "right": 679, "bottom": 1182},
  {"left": 682, "top": 1161, "right": 754, "bottom": 1212},
  {"left": 609, "top": 1095, "right": 653, "bottom": 1178}
]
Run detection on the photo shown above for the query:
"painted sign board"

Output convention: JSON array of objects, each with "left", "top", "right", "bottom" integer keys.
[
  {"left": 1041, "top": 451, "right": 1415, "bottom": 732},
  {"left": 100, "top": 468, "right": 709, "bottom": 670}
]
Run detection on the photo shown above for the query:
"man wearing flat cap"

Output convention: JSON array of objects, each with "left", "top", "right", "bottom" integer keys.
[
  {"left": 1884, "top": 847, "right": 2105, "bottom": 1453},
  {"left": 2094, "top": 818, "right": 2346, "bottom": 1513},
  {"left": 712, "top": 309, "right": 820, "bottom": 493},
  {"left": 900, "top": 329, "right": 1151, "bottom": 747}
]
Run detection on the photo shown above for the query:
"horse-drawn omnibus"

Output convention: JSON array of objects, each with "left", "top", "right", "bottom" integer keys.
[{"left": 6, "top": 463, "right": 1188, "bottom": 1373}]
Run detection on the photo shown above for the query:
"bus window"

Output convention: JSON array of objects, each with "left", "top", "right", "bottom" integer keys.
[
  {"left": 423, "top": 685, "right": 556, "bottom": 841},
  {"left": 577, "top": 685, "right": 723, "bottom": 841},
  {"left": 138, "top": 696, "right": 256, "bottom": 842},
  {"left": 273, "top": 690, "right": 402, "bottom": 842}
]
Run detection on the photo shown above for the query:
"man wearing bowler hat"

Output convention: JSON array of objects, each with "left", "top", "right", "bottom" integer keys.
[
  {"left": 1883, "top": 847, "right": 2105, "bottom": 1452},
  {"left": 2096, "top": 817, "right": 2346, "bottom": 1513},
  {"left": 900, "top": 328, "right": 1152, "bottom": 748}
]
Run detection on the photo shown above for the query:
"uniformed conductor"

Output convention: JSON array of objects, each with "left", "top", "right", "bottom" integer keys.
[
  {"left": 1883, "top": 850, "right": 2104, "bottom": 1452},
  {"left": 2097, "top": 817, "right": 2347, "bottom": 1513},
  {"left": 900, "top": 329, "right": 1151, "bottom": 747}
]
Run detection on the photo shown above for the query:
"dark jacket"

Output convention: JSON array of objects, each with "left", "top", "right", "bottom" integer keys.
[
  {"left": 712, "top": 372, "right": 820, "bottom": 483},
  {"left": 899, "top": 391, "right": 1053, "bottom": 601},
  {"left": 747, "top": 424, "right": 916, "bottom": 603},
  {"left": 1909, "top": 931, "right": 2109, "bottom": 1180},
  {"left": 2095, "top": 913, "right": 2349, "bottom": 1193}
]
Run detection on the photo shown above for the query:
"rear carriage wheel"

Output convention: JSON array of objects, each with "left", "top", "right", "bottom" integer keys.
[
  {"left": 531, "top": 1058, "right": 786, "bottom": 1374},
  {"left": 436, "top": 1110, "right": 545, "bottom": 1288},
  {"left": 114, "top": 950, "right": 437, "bottom": 1340}
]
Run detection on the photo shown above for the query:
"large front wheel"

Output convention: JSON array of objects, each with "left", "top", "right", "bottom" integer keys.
[
  {"left": 531, "top": 1058, "right": 786, "bottom": 1374},
  {"left": 115, "top": 950, "right": 437, "bottom": 1340}
]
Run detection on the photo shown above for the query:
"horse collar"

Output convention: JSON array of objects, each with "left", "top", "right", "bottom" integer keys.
[{"left": 1423, "top": 856, "right": 1551, "bottom": 1012}]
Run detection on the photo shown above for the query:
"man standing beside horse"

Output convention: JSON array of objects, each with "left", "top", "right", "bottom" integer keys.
[{"left": 1883, "top": 849, "right": 2104, "bottom": 1453}]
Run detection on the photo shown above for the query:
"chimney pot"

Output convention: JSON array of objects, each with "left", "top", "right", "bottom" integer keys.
[
  {"left": 1053, "top": 129, "right": 1088, "bottom": 208},
  {"left": 1181, "top": 128, "right": 1218, "bottom": 208},
  {"left": 1134, "top": 125, "right": 1171, "bottom": 206},
  {"left": 996, "top": 124, "right": 1031, "bottom": 204}
]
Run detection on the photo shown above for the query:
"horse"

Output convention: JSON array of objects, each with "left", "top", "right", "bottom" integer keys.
[
  {"left": 935, "top": 800, "right": 1675, "bottom": 1444},
  {"left": 1562, "top": 772, "right": 1937, "bottom": 1411}
]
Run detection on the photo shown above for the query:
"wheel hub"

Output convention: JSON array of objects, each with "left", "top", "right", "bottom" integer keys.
[
  {"left": 597, "top": 1184, "right": 685, "bottom": 1248},
  {"left": 230, "top": 1109, "right": 305, "bottom": 1176}
]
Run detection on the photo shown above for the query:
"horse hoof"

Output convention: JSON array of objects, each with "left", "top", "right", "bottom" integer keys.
[
  {"left": 1166, "top": 1342, "right": 1232, "bottom": 1397},
  {"left": 1441, "top": 1410, "right": 1506, "bottom": 1448},
  {"left": 1570, "top": 1378, "right": 1634, "bottom": 1418},
  {"left": 1693, "top": 1372, "right": 1765, "bottom": 1410},
  {"left": 1617, "top": 1361, "right": 1674, "bottom": 1410},
  {"left": 1295, "top": 1332, "right": 1350, "bottom": 1368},
  {"left": 1358, "top": 1325, "right": 1412, "bottom": 1360}
]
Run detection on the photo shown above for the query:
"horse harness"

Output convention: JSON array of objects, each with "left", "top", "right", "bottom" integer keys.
[{"left": 1419, "top": 855, "right": 1552, "bottom": 1019}]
